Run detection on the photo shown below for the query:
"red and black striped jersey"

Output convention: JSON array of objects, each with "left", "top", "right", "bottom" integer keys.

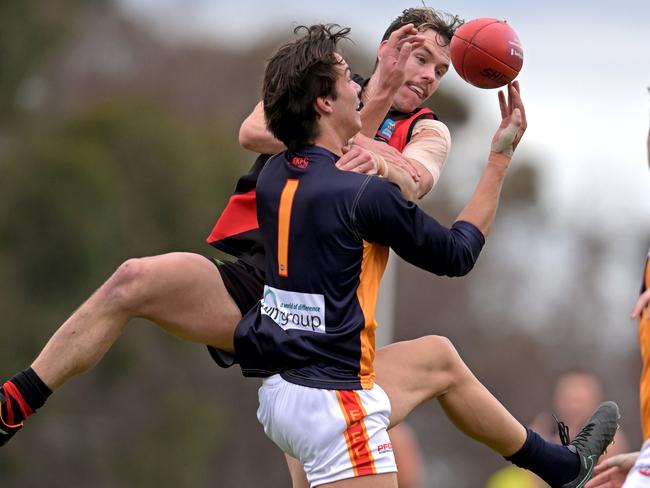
[
  {"left": 206, "top": 104, "right": 437, "bottom": 270},
  {"left": 233, "top": 145, "right": 484, "bottom": 390}
]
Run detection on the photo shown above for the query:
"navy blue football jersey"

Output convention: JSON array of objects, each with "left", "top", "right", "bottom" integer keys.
[{"left": 234, "top": 145, "right": 484, "bottom": 390}]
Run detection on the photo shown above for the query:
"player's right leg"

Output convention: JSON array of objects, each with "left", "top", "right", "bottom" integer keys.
[
  {"left": 374, "top": 335, "right": 620, "bottom": 488},
  {"left": 1, "top": 252, "right": 243, "bottom": 445}
]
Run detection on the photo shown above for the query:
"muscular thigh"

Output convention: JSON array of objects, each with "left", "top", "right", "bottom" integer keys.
[
  {"left": 374, "top": 336, "right": 458, "bottom": 428},
  {"left": 134, "top": 252, "right": 242, "bottom": 351},
  {"left": 318, "top": 473, "right": 397, "bottom": 488}
]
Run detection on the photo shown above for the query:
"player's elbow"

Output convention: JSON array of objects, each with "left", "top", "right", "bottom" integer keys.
[
  {"left": 449, "top": 260, "right": 476, "bottom": 277},
  {"left": 238, "top": 123, "right": 258, "bottom": 151},
  {"left": 416, "top": 172, "right": 434, "bottom": 200},
  {"left": 443, "top": 247, "right": 480, "bottom": 277}
]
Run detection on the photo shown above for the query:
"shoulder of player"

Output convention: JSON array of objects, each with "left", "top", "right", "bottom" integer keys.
[{"left": 352, "top": 175, "right": 402, "bottom": 210}]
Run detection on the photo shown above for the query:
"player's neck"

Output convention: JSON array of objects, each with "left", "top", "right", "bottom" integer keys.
[{"left": 313, "top": 123, "right": 348, "bottom": 157}]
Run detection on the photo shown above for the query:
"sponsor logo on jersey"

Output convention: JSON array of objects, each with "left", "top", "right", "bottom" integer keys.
[
  {"left": 377, "top": 118, "right": 395, "bottom": 142},
  {"left": 289, "top": 156, "right": 309, "bottom": 169},
  {"left": 261, "top": 285, "right": 325, "bottom": 333},
  {"left": 639, "top": 466, "right": 650, "bottom": 477}
]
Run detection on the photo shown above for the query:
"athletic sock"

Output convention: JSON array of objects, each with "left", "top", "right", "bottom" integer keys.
[
  {"left": 505, "top": 427, "right": 579, "bottom": 487},
  {"left": 1, "top": 368, "right": 52, "bottom": 425}
]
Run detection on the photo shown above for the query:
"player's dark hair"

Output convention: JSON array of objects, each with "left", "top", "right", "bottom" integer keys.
[
  {"left": 263, "top": 24, "right": 351, "bottom": 152},
  {"left": 382, "top": 7, "right": 464, "bottom": 46}
]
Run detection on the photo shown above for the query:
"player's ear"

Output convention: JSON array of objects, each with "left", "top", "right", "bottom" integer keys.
[
  {"left": 376, "top": 40, "right": 389, "bottom": 62},
  {"left": 315, "top": 96, "right": 333, "bottom": 116}
]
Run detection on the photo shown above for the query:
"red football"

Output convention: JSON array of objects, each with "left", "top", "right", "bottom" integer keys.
[{"left": 450, "top": 18, "right": 523, "bottom": 89}]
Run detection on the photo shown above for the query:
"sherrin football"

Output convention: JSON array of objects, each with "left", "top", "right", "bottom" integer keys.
[{"left": 450, "top": 18, "right": 523, "bottom": 89}]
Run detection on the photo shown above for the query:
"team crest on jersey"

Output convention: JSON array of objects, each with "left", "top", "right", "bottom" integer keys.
[
  {"left": 261, "top": 286, "right": 326, "bottom": 333},
  {"left": 377, "top": 118, "right": 395, "bottom": 142},
  {"left": 289, "top": 156, "right": 309, "bottom": 169}
]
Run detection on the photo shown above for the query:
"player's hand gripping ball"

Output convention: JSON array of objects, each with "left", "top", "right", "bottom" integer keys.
[{"left": 450, "top": 18, "right": 523, "bottom": 89}]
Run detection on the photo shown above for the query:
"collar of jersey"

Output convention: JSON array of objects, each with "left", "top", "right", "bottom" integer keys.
[{"left": 285, "top": 145, "right": 339, "bottom": 164}]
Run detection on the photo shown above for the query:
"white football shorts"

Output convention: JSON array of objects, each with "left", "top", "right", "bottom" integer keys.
[
  {"left": 257, "top": 374, "right": 397, "bottom": 487},
  {"left": 623, "top": 440, "right": 650, "bottom": 487}
]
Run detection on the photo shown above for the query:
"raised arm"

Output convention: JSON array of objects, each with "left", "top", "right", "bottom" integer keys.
[
  {"left": 353, "top": 82, "right": 526, "bottom": 276},
  {"left": 358, "top": 24, "right": 424, "bottom": 137},
  {"left": 455, "top": 81, "right": 526, "bottom": 237}
]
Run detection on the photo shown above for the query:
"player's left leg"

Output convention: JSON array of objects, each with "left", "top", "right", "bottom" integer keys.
[
  {"left": 316, "top": 473, "right": 397, "bottom": 487},
  {"left": 375, "top": 335, "right": 526, "bottom": 453},
  {"left": 286, "top": 454, "right": 309, "bottom": 488},
  {"left": 373, "top": 335, "right": 619, "bottom": 488}
]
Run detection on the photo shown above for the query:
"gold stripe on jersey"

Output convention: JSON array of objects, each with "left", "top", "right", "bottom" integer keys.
[
  {"left": 277, "top": 179, "right": 299, "bottom": 277},
  {"left": 356, "top": 241, "right": 389, "bottom": 389}
]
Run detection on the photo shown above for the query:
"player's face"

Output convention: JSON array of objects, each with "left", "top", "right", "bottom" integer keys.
[
  {"left": 391, "top": 29, "right": 450, "bottom": 113},
  {"left": 331, "top": 55, "right": 362, "bottom": 139}
]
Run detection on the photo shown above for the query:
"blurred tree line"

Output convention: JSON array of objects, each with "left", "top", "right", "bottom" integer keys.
[{"left": 0, "top": 1, "right": 645, "bottom": 487}]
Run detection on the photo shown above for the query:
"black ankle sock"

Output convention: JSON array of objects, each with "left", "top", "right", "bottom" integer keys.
[
  {"left": 1, "top": 368, "right": 52, "bottom": 423},
  {"left": 505, "top": 427, "right": 579, "bottom": 487}
]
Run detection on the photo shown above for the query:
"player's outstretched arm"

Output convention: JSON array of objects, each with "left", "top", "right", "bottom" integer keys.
[
  {"left": 584, "top": 451, "right": 640, "bottom": 488},
  {"left": 455, "top": 81, "right": 527, "bottom": 237}
]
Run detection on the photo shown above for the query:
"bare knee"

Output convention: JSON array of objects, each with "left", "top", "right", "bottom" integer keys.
[
  {"left": 101, "top": 258, "right": 152, "bottom": 313},
  {"left": 418, "top": 335, "right": 467, "bottom": 384}
]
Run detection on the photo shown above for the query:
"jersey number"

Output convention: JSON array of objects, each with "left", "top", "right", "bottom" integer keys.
[{"left": 277, "top": 179, "right": 299, "bottom": 277}]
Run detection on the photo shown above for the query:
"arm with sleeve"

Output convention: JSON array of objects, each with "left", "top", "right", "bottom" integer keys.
[{"left": 352, "top": 176, "right": 485, "bottom": 277}]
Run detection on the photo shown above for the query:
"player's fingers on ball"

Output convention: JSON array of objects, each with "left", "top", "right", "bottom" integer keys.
[
  {"left": 508, "top": 83, "right": 515, "bottom": 111},
  {"left": 498, "top": 90, "right": 508, "bottom": 119},
  {"left": 510, "top": 85, "right": 526, "bottom": 118}
]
